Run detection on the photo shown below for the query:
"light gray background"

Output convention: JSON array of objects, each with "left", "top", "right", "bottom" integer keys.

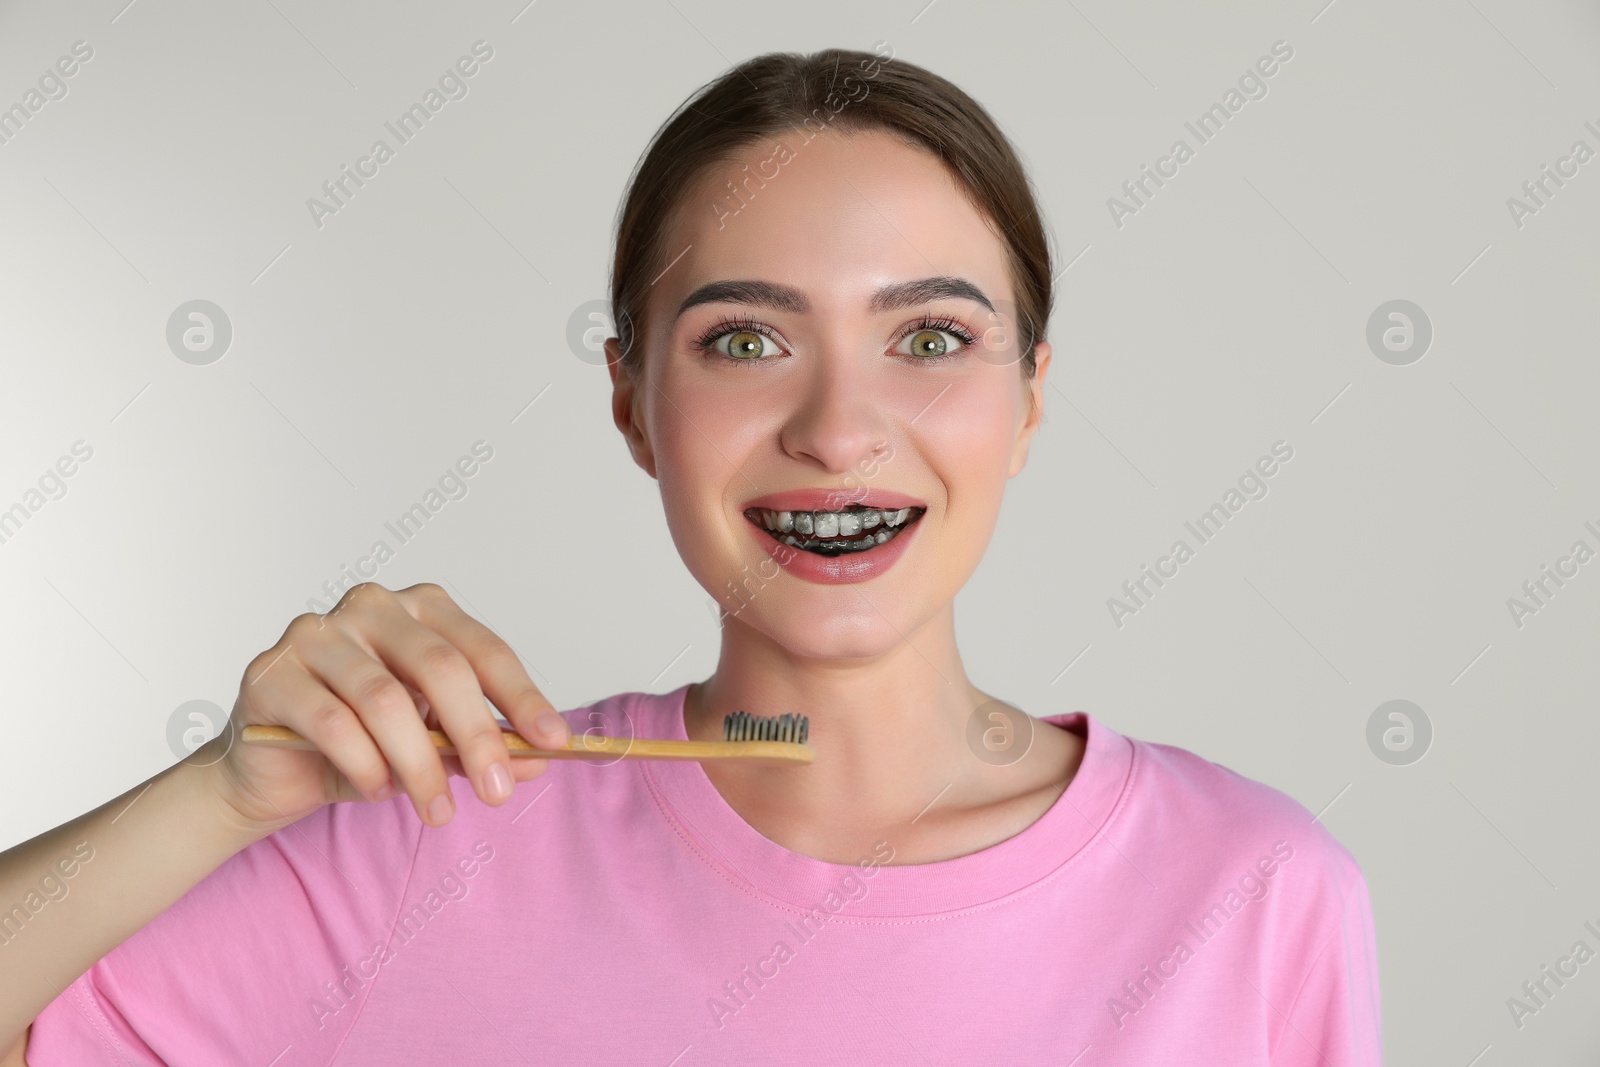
[{"left": 1, "top": 0, "right": 1596, "bottom": 1061}]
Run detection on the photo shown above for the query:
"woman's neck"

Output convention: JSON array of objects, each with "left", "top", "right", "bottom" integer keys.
[{"left": 682, "top": 604, "right": 1084, "bottom": 865}]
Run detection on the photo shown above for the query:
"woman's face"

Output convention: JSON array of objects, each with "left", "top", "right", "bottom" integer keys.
[{"left": 608, "top": 127, "right": 1051, "bottom": 659}]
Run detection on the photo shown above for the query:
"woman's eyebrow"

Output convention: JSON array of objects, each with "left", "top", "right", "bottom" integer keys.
[
  {"left": 875, "top": 276, "right": 995, "bottom": 315},
  {"left": 674, "top": 276, "right": 994, "bottom": 318}
]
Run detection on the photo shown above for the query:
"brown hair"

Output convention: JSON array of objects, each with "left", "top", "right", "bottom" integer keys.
[{"left": 609, "top": 46, "right": 1053, "bottom": 395}]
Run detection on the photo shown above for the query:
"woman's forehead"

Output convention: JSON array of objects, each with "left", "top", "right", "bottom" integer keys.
[{"left": 656, "top": 131, "right": 1013, "bottom": 318}]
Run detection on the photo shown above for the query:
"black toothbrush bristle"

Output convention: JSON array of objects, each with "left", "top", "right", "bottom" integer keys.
[{"left": 723, "top": 710, "right": 810, "bottom": 744}]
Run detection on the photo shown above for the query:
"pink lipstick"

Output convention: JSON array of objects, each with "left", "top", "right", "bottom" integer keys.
[{"left": 741, "top": 490, "right": 928, "bottom": 584}]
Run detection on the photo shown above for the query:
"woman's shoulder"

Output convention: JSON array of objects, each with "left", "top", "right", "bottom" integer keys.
[{"left": 1077, "top": 712, "right": 1369, "bottom": 894}]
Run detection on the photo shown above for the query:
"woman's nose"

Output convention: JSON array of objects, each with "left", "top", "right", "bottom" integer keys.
[{"left": 777, "top": 356, "right": 894, "bottom": 477}]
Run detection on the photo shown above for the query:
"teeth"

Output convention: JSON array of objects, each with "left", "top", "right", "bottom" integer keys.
[
  {"left": 753, "top": 505, "right": 919, "bottom": 535},
  {"left": 750, "top": 505, "right": 923, "bottom": 556},
  {"left": 780, "top": 527, "right": 899, "bottom": 553}
]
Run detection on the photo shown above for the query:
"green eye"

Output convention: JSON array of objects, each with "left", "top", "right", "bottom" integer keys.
[
  {"left": 725, "top": 330, "right": 767, "bottom": 359},
  {"left": 896, "top": 323, "right": 973, "bottom": 360},
  {"left": 693, "top": 320, "right": 786, "bottom": 366},
  {"left": 905, "top": 329, "right": 948, "bottom": 358}
]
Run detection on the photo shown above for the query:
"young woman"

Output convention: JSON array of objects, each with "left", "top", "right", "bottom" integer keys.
[{"left": 3, "top": 47, "right": 1380, "bottom": 1064}]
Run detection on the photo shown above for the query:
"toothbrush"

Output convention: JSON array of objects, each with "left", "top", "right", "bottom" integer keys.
[{"left": 240, "top": 710, "right": 814, "bottom": 767}]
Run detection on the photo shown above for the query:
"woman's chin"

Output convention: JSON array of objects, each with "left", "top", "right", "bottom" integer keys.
[{"left": 732, "top": 610, "right": 919, "bottom": 663}]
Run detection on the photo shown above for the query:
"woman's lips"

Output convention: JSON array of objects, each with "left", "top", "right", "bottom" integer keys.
[{"left": 743, "top": 507, "right": 924, "bottom": 585}]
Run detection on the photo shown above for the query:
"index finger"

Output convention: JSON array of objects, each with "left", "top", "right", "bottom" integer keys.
[{"left": 404, "top": 585, "right": 571, "bottom": 750}]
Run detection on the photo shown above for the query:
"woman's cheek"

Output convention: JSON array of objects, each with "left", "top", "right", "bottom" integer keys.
[
  {"left": 918, "top": 383, "right": 1015, "bottom": 474},
  {"left": 649, "top": 404, "right": 760, "bottom": 572}
]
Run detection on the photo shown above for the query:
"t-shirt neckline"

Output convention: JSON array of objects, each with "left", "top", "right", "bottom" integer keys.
[{"left": 638, "top": 682, "right": 1136, "bottom": 920}]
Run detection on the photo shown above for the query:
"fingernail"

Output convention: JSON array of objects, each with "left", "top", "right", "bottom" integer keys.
[
  {"left": 427, "top": 791, "right": 454, "bottom": 826},
  {"left": 533, "top": 711, "right": 567, "bottom": 743},
  {"left": 484, "top": 762, "right": 512, "bottom": 802},
  {"left": 373, "top": 780, "right": 394, "bottom": 802}
]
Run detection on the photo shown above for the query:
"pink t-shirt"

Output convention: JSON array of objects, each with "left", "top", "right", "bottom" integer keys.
[{"left": 29, "top": 684, "right": 1382, "bottom": 1064}]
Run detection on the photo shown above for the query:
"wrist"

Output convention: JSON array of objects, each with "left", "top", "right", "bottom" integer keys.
[{"left": 169, "top": 758, "right": 285, "bottom": 852}]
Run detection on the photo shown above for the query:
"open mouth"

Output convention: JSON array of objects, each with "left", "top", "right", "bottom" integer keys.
[{"left": 744, "top": 504, "right": 927, "bottom": 556}]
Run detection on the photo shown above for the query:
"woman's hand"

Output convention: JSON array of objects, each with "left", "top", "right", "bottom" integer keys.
[{"left": 199, "top": 581, "right": 570, "bottom": 833}]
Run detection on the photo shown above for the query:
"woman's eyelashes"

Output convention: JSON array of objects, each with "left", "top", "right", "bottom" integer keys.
[
  {"left": 891, "top": 316, "right": 979, "bottom": 364},
  {"left": 689, "top": 314, "right": 980, "bottom": 367},
  {"left": 690, "top": 316, "right": 780, "bottom": 365}
]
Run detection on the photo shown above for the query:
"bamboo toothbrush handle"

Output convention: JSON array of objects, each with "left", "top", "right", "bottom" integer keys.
[{"left": 239, "top": 724, "right": 815, "bottom": 766}]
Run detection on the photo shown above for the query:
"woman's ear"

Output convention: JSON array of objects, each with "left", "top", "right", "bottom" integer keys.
[
  {"left": 607, "top": 337, "right": 658, "bottom": 478},
  {"left": 1008, "top": 339, "right": 1050, "bottom": 478}
]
